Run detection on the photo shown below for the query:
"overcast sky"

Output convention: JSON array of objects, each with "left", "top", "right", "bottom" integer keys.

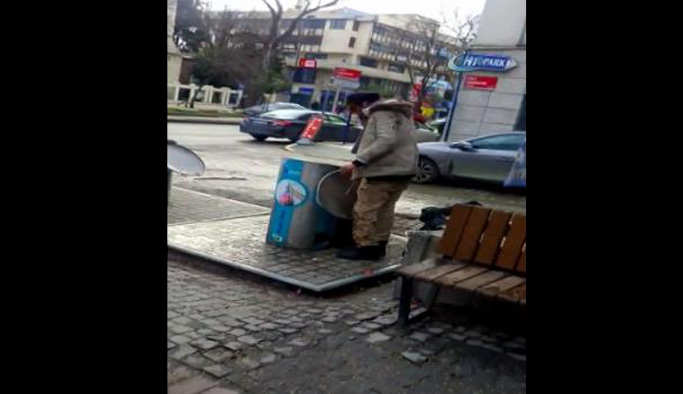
[{"left": 206, "top": 0, "right": 486, "bottom": 23}]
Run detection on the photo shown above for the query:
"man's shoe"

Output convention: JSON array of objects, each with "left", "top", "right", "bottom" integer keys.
[{"left": 337, "top": 245, "right": 382, "bottom": 261}]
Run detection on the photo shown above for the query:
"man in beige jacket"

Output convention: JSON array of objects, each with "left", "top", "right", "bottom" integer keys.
[{"left": 338, "top": 96, "right": 419, "bottom": 260}]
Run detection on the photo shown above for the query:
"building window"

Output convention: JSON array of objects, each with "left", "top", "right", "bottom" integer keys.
[
  {"left": 348, "top": 37, "right": 356, "bottom": 48},
  {"left": 293, "top": 68, "right": 317, "bottom": 84},
  {"left": 388, "top": 63, "right": 405, "bottom": 73},
  {"left": 302, "top": 19, "right": 326, "bottom": 29},
  {"left": 359, "top": 57, "right": 377, "bottom": 68},
  {"left": 353, "top": 20, "right": 360, "bottom": 31},
  {"left": 305, "top": 53, "right": 328, "bottom": 59},
  {"left": 330, "top": 20, "right": 347, "bottom": 30}
]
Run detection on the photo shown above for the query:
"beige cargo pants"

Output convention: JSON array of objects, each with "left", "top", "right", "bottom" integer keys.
[{"left": 352, "top": 178, "right": 410, "bottom": 247}]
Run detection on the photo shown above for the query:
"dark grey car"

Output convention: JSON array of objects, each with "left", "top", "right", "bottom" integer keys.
[
  {"left": 415, "top": 132, "right": 526, "bottom": 186},
  {"left": 243, "top": 102, "right": 306, "bottom": 117},
  {"left": 240, "top": 109, "right": 362, "bottom": 142}
]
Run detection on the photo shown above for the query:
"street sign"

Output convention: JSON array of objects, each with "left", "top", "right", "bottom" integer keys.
[
  {"left": 464, "top": 75, "right": 498, "bottom": 90},
  {"left": 448, "top": 53, "right": 517, "bottom": 72},
  {"left": 333, "top": 67, "right": 361, "bottom": 81},
  {"left": 297, "top": 114, "right": 323, "bottom": 145},
  {"left": 298, "top": 58, "right": 317, "bottom": 68},
  {"left": 330, "top": 77, "right": 360, "bottom": 90}
]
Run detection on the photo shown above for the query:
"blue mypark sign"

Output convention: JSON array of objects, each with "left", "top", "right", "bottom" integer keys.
[{"left": 448, "top": 53, "right": 517, "bottom": 72}]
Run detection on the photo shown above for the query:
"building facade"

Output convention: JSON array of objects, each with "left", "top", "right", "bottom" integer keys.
[
  {"left": 227, "top": 6, "right": 458, "bottom": 109},
  {"left": 445, "top": 0, "right": 526, "bottom": 142},
  {"left": 167, "top": 0, "right": 183, "bottom": 84}
]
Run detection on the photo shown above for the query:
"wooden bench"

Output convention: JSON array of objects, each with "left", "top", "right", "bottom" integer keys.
[{"left": 397, "top": 204, "right": 526, "bottom": 325}]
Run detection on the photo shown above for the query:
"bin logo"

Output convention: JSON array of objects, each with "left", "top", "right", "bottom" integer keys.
[{"left": 275, "top": 179, "right": 307, "bottom": 207}]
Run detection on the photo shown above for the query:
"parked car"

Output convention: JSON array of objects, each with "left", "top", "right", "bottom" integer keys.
[
  {"left": 413, "top": 122, "right": 441, "bottom": 143},
  {"left": 242, "top": 102, "right": 306, "bottom": 117},
  {"left": 240, "top": 109, "right": 363, "bottom": 142},
  {"left": 415, "top": 132, "right": 526, "bottom": 186},
  {"left": 427, "top": 118, "right": 448, "bottom": 135}
]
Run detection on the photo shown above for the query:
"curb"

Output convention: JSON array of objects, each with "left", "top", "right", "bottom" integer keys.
[{"left": 167, "top": 116, "right": 241, "bottom": 125}]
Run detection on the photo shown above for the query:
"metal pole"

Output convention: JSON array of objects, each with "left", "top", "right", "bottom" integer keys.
[
  {"left": 342, "top": 109, "right": 352, "bottom": 145},
  {"left": 443, "top": 50, "right": 468, "bottom": 142},
  {"left": 331, "top": 86, "right": 341, "bottom": 113}
]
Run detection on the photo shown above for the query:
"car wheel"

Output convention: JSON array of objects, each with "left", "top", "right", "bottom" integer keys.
[
  {"left": 414, "top": 157, "right": 439, "bottom": 184},
  {"left": 251, "top": 134, "right": 268, "bottom": 141}
]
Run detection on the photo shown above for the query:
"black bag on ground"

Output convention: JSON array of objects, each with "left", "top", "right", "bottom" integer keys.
[{"left": 418, "top": 201, "right": 482, "bottom": 231}]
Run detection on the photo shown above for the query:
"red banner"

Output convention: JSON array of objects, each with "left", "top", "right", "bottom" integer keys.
[
  {"left": 300, "top": 114, "right": 323, "bottom": 140},
  {"left": 464, "top": 75, "right": 498, "bottom": 90},
  {"left": 298, "top": 58, "right": 317, "bottom": 69},
  {"left": 333, "top": 67, "right": 361, "bottom": 81}
]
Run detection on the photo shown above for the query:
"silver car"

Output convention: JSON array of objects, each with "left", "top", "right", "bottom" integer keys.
[{"left": 415, "top": 132, "right": 526, "bottom": 185}]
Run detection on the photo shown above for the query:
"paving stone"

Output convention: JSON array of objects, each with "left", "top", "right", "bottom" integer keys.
[
  {"left": 508, "top": 353, "right": 527, "bottom": 362},
  {"left": 351, "top": 327, "right": 369, "bottom": 334},
  {"left": 218, "top": 317, "right": 243, "bottom": 327},
  {"left": 259, "top": 323, "right": 279, "bottom": 330},
  {"left": 186, "top": 331, "right": 201, "bottom": 339},
  {"left": 449, "top": 333, "right": 467, "bottom": 342},
  {"left": 355, "top": 311, "right": 381, "bottom": 321},
  {"left": 289, "top": 338, "right": 310, "bottom": 347},
  {"left": 207, "top": 334, "right": 226, "bottom": 342},
  {"left": 274, "top": 319, "right": 293, "bottom": 325},
  {"left": 427, "top": 327, "right": 445, "bottom": 335},
  {"left": 481, "top": 335, "right": 498, "bottom": 343},
  {"left": 260, "top": 353, "right": 277, "bottom": 364},
  {"left": 274, "top": 346, "right": 295, "bottom": 357},
  {"left": 172, "top": 316, "right": 193, "bottom": 325},
  {"left": 278, "top": 328, "right": 299, "bottom": 335},
  {"left": 409, "top": 332, "right": 430, "bottom": 343},
  {"left": 238, "top": 357, "right": 262, "bottom": 371},
  {"left": 191, "top": 338, "right": 220, "bottom": 351},
  {"left": 366, "top": 332, "right": 391, "bottom": 344},
  {"left": 168, "top": 311, "right": 179, "bottom": 319},
  {"left": 169, "top": 344, "right": 197, "bottom": 360},
  {"left": 167, "top": 341, "right": 177, "bottom": 350},
  {"left": 402, "top": 351, "right": 428, "bottom": 364},
  {"left": 244, "top": 324, "right": 264, "bottom": 332},
  {"left": 203, "top": 348, "right": 234, "bottom": 363},
  {"left": 203, "top": 364, "right": 233, "bottom": 378},
  {"left": 362, "top": 322, "right": 382, "bottom": 330},
  {"left": 318, "top": 329, "right": 334, "bottom": 334},
  {"left": 464, "top": 330, "right": 482, "bottom": 338},
  {"left": 345, "top": 320, "right": 361, "bottom": 326},
  {"left": 210, "top": 325, "right": 231, "bottom": 333},
  {"left": 454, "top": 326, "right": 468, "bottom": 333},
  {"left": 478, "top": 343, "right": 504, "bottom": 353},
  {"left": 167, "top": 364, "right": 194, "bottom": 385},
  {"left": 223, "top": 341, "right": 243, "bottom": 352},
  {"left": 321, "top": 316, "right": 339, "bottom": 323},
  {"left": 170, "top": 325, "right": 193, "bottom": 335},
  {"left": 198, "top": 328, "right": 216, "bottom": 336},
  {"left": 202, "top": 387, "right": 241, "bottom": 394},
  {"left": 168, "top": 375, "right": 217, "bottom": 394},
  {"left": 466, "top": 338, "right": 484, "bottom": 347},
  {"left": 373, "top": 316, "right": 397, "bottom": 326},
  {"left": 170, "top": 335, "right": 193, "bottom": 345},
  {"left": 237, "top": 335, "right": 262, "bottom": 345},
  {"left": 229, "top": 329, "right": 247, "bottom": 337},
  {"left": 182, "top": 354, "right": 210, "bottom": 369}
]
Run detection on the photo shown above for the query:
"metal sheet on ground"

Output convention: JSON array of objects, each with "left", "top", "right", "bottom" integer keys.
[{"left": 167, "top": 215, "right": 405, "bottom": 292}]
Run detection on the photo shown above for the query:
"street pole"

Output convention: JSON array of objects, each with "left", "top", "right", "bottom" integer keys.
[
  {"left": 443, "top": 50, "right": 468, "bottom": 142},
  {"left": 331, "top": 86, "right": 341, "bottom": 113}
]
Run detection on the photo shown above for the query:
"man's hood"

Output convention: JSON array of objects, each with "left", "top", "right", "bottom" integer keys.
[{"left": 363, "top": 99, "right": 414, "bottom": 118}]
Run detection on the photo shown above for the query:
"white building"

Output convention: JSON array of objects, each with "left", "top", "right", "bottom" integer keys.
[
  {"left": 445, "top": 0, "right": 526, "bottom": 142},
  {"left": 167, "top": 0, "right": 183, "bottom": 84}
]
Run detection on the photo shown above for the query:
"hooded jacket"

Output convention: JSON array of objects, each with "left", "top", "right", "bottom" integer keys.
[{"left": 352, "top": 99, "right": 419, "bottom": 179}]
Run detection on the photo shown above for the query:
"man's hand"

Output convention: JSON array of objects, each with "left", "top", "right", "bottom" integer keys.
[{"left": 339, "top": 162, "right": 356, "bottom": 177}]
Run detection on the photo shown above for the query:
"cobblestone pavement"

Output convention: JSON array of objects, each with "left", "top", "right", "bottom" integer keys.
[{"left": 168, "top": 256, "right": 526, "bottom": 393}]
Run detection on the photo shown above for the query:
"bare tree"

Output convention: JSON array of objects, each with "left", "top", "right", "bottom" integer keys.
[
  {"left": 400, "top": 12, "right": 478, "bottom": 108},
  {"left": 260, "top": 0, "right": 340, "bottom": 72}
]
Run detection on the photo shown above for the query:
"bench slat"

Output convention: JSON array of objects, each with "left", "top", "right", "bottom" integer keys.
[
  {"left": 414, "top": 263, "right": 467, "bottom": 282},
  {"left": 435, "top": 265, "right": 489, "bottom": 287},
  {"left": 494, "top": 214, "right": 527, "bottom": 270},
  {"left": 498, "top": 283, "right": 526, "bottom": 303},
  {"left": 439, "top": 205, "right": 473, "bottom": 257},
  {"left": 516, "top": 246, "right": 526, "bottom": 274},
  {"left": 454, "top": 207, "right": 492, "bottom": 261},
  {"left": 398, "top": 258, "right": 439, "bottom": 277},
  {"left": 473, "top": 210, "right": 512, "bottom": 265},
  {"left": 454, "top": 270, "right": 509, "bottom": 292},
  {"left": 476, "top": 275, "right": 526, "bottom": 298}
]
